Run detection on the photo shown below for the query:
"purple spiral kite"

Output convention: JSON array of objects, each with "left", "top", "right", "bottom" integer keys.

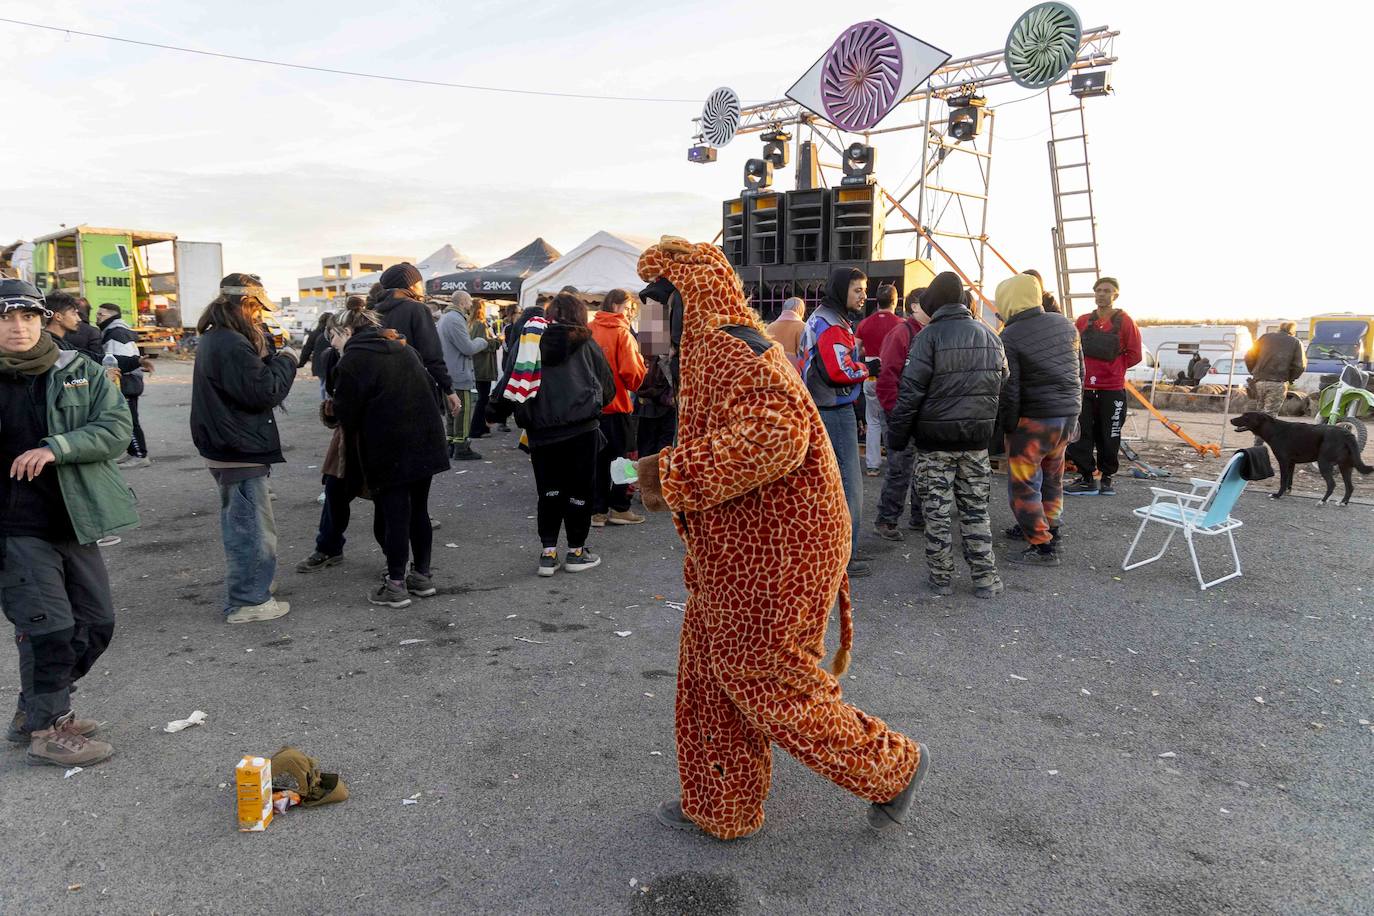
[{"left": 820, "top": 20, "right": 904, "bottom": 132}]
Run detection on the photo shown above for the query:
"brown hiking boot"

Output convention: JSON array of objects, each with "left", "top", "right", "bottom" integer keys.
[
  {"left": 27, "top": 712, "right": 114, "bottom": 767},
  {"left": 7, "top": 708, "right": 100, "bottom": 743}
]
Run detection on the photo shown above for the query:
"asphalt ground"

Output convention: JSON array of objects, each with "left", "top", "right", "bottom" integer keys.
[{"left": 1, "top": 361, "right": 1371, "bottom": 915}]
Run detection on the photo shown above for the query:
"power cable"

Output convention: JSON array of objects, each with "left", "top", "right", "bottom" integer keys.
[{"left": 0, "top": 16, "right": 702, "bottom": 103}]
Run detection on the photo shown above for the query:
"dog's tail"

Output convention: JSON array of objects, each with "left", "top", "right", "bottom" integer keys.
[{"left": 1355, "top": 453, "right": 1373, "bottom": 475}]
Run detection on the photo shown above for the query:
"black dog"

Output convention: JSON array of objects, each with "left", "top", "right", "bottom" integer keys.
[{"left": 1230, "top": 411, "right": 1372, "bottom": 505}]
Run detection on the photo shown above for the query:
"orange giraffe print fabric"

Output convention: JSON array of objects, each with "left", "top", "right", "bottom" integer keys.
[{"left": 637, "top": 238, "right": 921, "bottom": 839}]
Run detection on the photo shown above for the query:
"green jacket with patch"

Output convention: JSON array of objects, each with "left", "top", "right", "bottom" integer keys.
[{"left": 40, "top": 350, "right": 140, "bottom": 543}]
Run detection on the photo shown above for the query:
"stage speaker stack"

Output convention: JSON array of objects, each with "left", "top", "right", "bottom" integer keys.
[
  {"left": 722, "top": 199, "right": 746, "bottom": 267},
  {"left": 746, "top": 192, "right": 785, "bottom": 267},
  {"left": 784, "top": 189, "right": 829, "bottom": 264},
  {"left": 828, "top": 186, "right": 884, "bottom": 263}
]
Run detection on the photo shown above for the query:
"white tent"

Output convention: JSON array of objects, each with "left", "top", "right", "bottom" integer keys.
[
  {"left": 517, "top": 230, "right": 653, "bottom": 310},
  {"left": 345, "top": 244, "right": 478, "bottom": 294}
]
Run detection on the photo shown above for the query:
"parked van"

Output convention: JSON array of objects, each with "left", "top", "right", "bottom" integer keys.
[{"left": 1128, "top": 325, "right": 1253, "bottom": 385}]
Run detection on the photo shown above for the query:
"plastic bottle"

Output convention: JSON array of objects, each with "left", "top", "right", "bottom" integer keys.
[{"left": 610, "top": 457, "right": 639, "bottom": 485}]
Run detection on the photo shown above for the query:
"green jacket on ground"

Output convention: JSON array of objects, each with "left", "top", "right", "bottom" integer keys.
[{"left": 41, "top": 350, "right": 140, "bottom": 543}]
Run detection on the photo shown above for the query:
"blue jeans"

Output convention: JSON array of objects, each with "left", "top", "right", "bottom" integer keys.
[
  {"left": 819, "top": 405, "right": 861, "bottom": 557},
  {"left": 217, "top": 474, "right": 278, "bottom": 613}
]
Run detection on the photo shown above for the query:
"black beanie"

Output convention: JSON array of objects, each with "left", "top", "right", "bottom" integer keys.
[
  {"left": 379, "top": 262, "right": 423, "bottom": 290},
  {"left": 921, "top": 271, "right": 964, "bottom": 312}
]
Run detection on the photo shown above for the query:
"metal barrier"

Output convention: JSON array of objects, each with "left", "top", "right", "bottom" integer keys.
[{"left": 1142, "top": 337, "right": 1240, "bottom": 451}]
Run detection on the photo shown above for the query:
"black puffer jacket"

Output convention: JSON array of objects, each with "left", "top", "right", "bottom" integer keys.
[
  {"left": 374, "top": 289, "right": 453, "bottom": 396},
  {"left": 190, "top": 327, "right": 297, "bottom": 464},
  {"left": 332, "top": 327, "right": 449, "bottom": 490},
  {"left": 997, "top": 306, "right": 1083, "bottom": 432},
  {"left": 886, "top": 303, "right": 1008, "bottom": 452},
  {"left": 514, "top": 323, "right": 615, "bottom": 447}
]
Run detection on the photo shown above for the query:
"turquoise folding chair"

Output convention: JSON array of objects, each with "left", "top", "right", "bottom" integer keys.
[{"left": 1122, "top": 452, "right": 1247, "bottom": 590}]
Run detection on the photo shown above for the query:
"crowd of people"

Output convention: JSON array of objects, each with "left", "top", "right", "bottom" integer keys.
[
  {"left": 767, "top": 267, "right": 1141, "bottom": 592},
  {"left": 0, "top": 256, "right": 1142, "bottom": 780}
]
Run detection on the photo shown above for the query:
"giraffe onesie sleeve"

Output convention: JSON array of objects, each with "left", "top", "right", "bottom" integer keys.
[{"left": 637, "top": 238, "right": 921, "bottom": 841}]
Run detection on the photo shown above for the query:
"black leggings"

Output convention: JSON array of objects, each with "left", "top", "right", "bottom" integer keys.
[
  {"left": 530, "top": 430, "right": 598, "bottom": 549},
  {"left": 470, "top": 380, "right": 492, "bottom": 438},
  {"left": 127, "top": 395, "right": 147, "bottom": 458},
  {"left": 373, "top": 476, "right": 434, "bottom": 580}
]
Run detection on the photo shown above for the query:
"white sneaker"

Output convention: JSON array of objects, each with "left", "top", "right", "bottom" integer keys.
[
  {"left": 225, "top": 598, "right": 290, "bottom": 624},
  {"left": 122, "top": 457, "right": 152, "bottom": 469}
]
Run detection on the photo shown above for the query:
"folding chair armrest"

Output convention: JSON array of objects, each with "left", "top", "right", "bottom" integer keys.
[
  {"left": 1148, "top": 487, "right": 1206, "bottom": 502},
  {"left": 1189, "top": 477, "right": 1217, "bottom": 491}
]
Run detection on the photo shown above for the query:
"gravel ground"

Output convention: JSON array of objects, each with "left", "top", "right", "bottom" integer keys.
[{"left": 1, "top": 361, "right": 1370, "bottom": 915}]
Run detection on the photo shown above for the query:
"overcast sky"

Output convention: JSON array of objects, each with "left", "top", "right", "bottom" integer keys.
[{"left": 4, "top": 1, "right": 1368, "bottom": 319}]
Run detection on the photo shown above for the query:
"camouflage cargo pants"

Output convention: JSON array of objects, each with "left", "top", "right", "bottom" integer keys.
[
  {"left": 1252, "top": 380, "right": 1288, "bottom": 446},
  {"left": 917, "top": 448, "right": 1000, "bottom": 588}
]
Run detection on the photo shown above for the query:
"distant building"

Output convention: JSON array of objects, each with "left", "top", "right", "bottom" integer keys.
[{"left": 296, "top": 253, "right": 414, "bottom": 305}]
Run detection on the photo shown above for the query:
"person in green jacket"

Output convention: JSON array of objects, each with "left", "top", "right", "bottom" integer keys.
[{"left": 0, "top": 279, "right": 138, "bottom": 768}]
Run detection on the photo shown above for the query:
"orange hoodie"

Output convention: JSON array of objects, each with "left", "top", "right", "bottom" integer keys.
[{"left": 590, "top": 309, "right": 647, "bottom": 414}]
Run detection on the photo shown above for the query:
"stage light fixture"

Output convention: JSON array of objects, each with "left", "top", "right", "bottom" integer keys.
[
  {"left": 761, "top": 129, "right": 791, "bottom": 169},
  {"left": 946, "top": 94, "right": 987, "bottom": 141},
  {"left": 688, "top": 144, "right": 718, "bottom": 163},
  {"left": 1070, "top": 69, "right": 1112, "bottom": 98},
  {"left": 840, "top": 143, "right": 876, "bottom": 186},
  {"left": 743, "top": 158, "right": 774, "bottom": 194}
]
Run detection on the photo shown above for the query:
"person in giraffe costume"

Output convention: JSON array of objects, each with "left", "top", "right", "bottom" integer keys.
[{"left": 633, "top": 237, "right": 928, "bottom": 840}]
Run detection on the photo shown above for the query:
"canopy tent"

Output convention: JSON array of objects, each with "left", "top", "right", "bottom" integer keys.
[
  {"left": 517, "top": 231, "right": 653, "bottom": 311},
  {"left": 345, "top": 243, "right": 478, "bottom": 295},
  {"left": 427, "top": 238, "right": 561, "bottom": 301}
]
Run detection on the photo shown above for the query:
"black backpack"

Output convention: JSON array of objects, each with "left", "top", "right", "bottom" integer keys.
[{"left": 1081, "top": 310, "right": 1124, "bottom": 361}]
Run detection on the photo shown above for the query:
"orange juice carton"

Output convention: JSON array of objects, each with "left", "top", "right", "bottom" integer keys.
[{"left": 236, "top": 756, "right": 274, "bottom": 832}]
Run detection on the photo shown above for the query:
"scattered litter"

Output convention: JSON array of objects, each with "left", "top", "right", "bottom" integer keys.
[
  {"left": 245, "top": 648, "right": 253, "bottom": 653},
  {"left": 218, "top": 782, "right": 228, "bottom": 789},
  {"left": 644, "top": 692, "right": 655, "bottom": 698},
  {"left": 1151, "top": 690, "right": 1161, "bottom": 697},
  {"left": 1126, "top": 648, "right": 1139, "bottom": 655},
  {"left": 629, "top": 878, "right": 638, "bottom": 888},
  {"left": 513, "top": 636, "right": 545, "bottom": 645},
  {"left": 1360, "top": 719, "right": 1371, "bottom": 726},
  {"left": 399, "top": 639, "right": 427, "bottom": 646},
  {"left": 454, "top": 470, "right": 469, "bottom": 475},
  {"left": 649, "top": 751, "right": 662, "bottom": 756},
  {"left": 402, "top": 799, "right": 418, "bottom": 806},
  {"left": 505, "top": 614, "right": 518, "bottom": 619},
  {"left": 1254, "top": 696, "right": 1265, "bottom": 705},
  {"left": 444, "top": 543, "right": 460, "bottom": 548},
  {"left": 624, "top": 605, "right": 640, "bottom": 609},
  {"left": 68, "top": 884, "right": 82, "bottom": 893},
  {"left": 1047, "top": 769, "right": 1059, "bottom": 776},
  {"left": 1219, "top": 808, "right": 1231, "bottom": 815},
  {"left": 664, "top": 601, "right": 686, "bottom": 612},
  {"left": 1158, "top": 752, "right": 1176, "bottom": 759},
  {"left": 653, "top": 595, "right": 665, "bottom": 600},
  {"left": 1080, "top": 689, "right": 1092, "bottom": 696},
  {"left": 64, "top": 767, "right": 84, "bottom": 778},
  {"left": 1009, "top": 674, "right": 1027, "bottom": 681},
  {"left": 164, "top": 710, "right": 208, "bottom": 733},
  {"left": 1309, "top": 722, "right": 1325, "bottom": 730},
  {"left": 614, "top": 631, "right": 632, "bottom": 638},
  {"left": 409, "top": 792, "right": 422, "bottom": 799}
]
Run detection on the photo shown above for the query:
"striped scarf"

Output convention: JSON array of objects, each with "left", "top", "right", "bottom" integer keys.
[{"left": 501, "top": 314, "right": 547, "bottom": 403}]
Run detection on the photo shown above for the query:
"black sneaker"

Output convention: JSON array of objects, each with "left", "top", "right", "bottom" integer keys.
[
  {"left": 926, "top": 575, "right": 953, "bottom": 597},
  {"left": 867, "top": 743, "right": 930, "bottom": 830},
  {"left": 405, "top": 568, "right": 438, "bottom": 597},
  {"left": 537, "top": 552, "right": 559, "bottom": 577},
  {"left": 295, "top": 551, "right": 342, "bottom": 574},
  {"left": 873, "top": 522, "right": 904, "bottom": 542},
  {"left": 1064, "top": 477, "right": 1100, "bottom": 496},
  {"left": 564, "top": 549, "right": 601, "bottom": 573},
  {"left": 1008, "top": 544, "right": 1061, "bottom": 567},
  {"left": 369, "top": 579, "right": 412, "bottom": 608},
  {"left": 1005, "top": 524, "right": 1025, "bottom": 540},
  {"left": 1098, "top": 477, "right": 1116, "bottom": 496},
  {"left": 974, "top": 579, "right": 1005, "bottom": 599}
]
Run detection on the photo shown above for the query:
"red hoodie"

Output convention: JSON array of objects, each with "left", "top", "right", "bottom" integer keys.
[
  {"left": 876, "top": 317, "right": 923, "bottom": 412},
  {"left": 1075, "top": 309, "right": 1142, "bottom": 390}
]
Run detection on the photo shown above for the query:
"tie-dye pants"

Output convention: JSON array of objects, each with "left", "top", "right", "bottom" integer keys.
[{"left": 1005, "top": 416, "right": 1074, "bottom": 546}]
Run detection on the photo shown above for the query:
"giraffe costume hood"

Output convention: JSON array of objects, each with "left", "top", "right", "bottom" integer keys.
[{"left": 635, "top": 237, "right": 920, "bottom": 840}]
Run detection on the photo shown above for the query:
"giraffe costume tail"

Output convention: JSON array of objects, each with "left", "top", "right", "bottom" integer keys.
[{"left": 830, "top": 574, "right": 854, "bottom": 677}]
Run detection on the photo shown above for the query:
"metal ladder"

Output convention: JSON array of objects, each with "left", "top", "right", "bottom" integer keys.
[{"left": 1046, "top": 94, "right": 1101, "bottom": 320}]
